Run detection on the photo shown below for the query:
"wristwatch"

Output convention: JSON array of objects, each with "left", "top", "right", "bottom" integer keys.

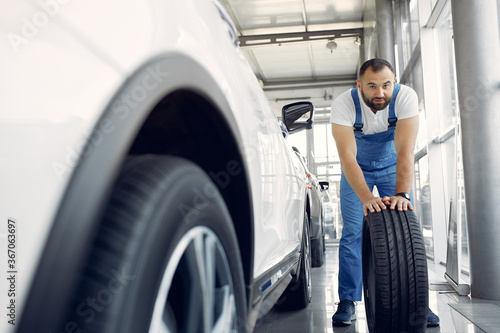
[{"left": 395, "top": 192, "right": 411, "bottom": 200}]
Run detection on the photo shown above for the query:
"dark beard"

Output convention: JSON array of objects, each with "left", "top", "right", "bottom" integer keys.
[{"left": 361, "top": 90, "right": 392, "bottom": 111}]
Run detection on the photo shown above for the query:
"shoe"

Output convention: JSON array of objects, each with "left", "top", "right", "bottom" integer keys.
[
  {"left": 427, "top": 308, "right": 440, "bottom": 327},
  {"left": 332, "top": 300, "right": 356, "bottom": 325}
]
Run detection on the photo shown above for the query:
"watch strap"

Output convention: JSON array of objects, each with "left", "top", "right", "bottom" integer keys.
[{"left": 395, "top": 192, "right": 410, "bottom": 200}]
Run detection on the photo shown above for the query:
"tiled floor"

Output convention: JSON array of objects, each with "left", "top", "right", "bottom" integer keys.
[{"left": 254, "top": 242, "right": 500, "bottom": 333}]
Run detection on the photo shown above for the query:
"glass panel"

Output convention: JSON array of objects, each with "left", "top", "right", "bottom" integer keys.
[
  {"left": 415, "top": 155, "right": 433, "bottom": 258},
  {"left": 409, "top": 0, "right": 420, "bottom": 52},
  {"left": 397, "top": 46, "right": 431, "bottom": 258},
  {"left": 313, "top": 122, "right": 330, "bottom": 164},
  {"left": 400, "top": 0, "right": 420, "bottom": 69},
  {"left": 416, "top": 107, "right": 427, "bottom": 151},
  {"left": 406, "top": 58, "right": 424, "bottom": 104},
  {"left": 435, "top": 9, "right": 458, "bottom": 131},
  {"left": 444, "top": 136, "right": 456, "bottom": 208},
  {"left": 400, "top": 0, "right": 411, "bottom": 67},
  {"left": 457, "top": 126, "right": 470, "bottom": 276},
  {"left": 310, "top": 122, "right": 342, "bottom": 240},
  {"left": 287, "top": 128, "right": 307, "bottom": 154},
  {"left": 433, "top": 4, "right": 469, "bottom": 275}
]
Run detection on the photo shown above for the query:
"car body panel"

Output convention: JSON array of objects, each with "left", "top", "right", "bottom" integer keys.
[
  {"left": 308, "top": 173, "right": 324, "bottom": 241},
  {"left": 2, "top": 4, "right": 125, "bottom": 326},
  {"left": 292, "top": 148, "right": 323, "bottom": 241}
]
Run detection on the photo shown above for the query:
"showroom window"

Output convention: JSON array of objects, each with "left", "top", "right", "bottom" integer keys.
[
  {"left": 313, "top": 122, "right": 342, "bottom": 241},
  {"left": 399, "top": 0, "right": 470, "bottom": 275},
  {"left": 433, "top": 3, "right": 469, "bottom": 275},
  {"left": 398, "top": 0, "right": 421, "bottom": 73}
]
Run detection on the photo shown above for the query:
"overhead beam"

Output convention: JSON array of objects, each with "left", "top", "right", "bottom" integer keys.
[
  {"left": 239, "top": 28, "right": 363, "bottom": 47},
  {"left": 262, "top": 74, "right": 357, "bottom": 91}
]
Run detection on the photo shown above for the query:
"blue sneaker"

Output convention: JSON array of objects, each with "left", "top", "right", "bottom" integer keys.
[
  {"left": 332, "top": 300, "right": 356, "bottom": 325},
  {"left": 428, "top": 308, "right": 440, "bottom": 327}
]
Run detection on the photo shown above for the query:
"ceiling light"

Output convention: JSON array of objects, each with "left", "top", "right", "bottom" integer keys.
[
  {"left": 354, "top": 36, "right": 361, "bottom": 46},
  {"left": 326, "top": 40, "right": 337, "bottom": 53}
]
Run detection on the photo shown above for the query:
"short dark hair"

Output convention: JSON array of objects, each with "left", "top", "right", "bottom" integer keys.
[{"left": 359, "top": 58, "right": 395, "bottom": 77}]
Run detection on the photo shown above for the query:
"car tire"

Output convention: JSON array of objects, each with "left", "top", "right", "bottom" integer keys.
[
  {"left": 362, "top": 209, "right": 428, "bottom": 333},
  {"left": 65, "top": 155, "right": 247, "bottom": 333},
  {"left": 276, "top": 211, "right": 312, "bottom": 310}
]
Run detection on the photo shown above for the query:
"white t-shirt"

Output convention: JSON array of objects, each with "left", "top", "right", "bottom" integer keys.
[{"left": 330, "top": 85, "right": 419, "bottom": 135}]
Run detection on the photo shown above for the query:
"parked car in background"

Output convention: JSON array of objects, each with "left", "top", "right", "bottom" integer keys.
[
  {"left": 1, "top": 1, "right": 315, "bottom": 332},
  {"left": 319, "top": 181, "right": 337, "bottom": 240},
  {"left": 291, "top": 146, "right": 326, "bottom": 267}
]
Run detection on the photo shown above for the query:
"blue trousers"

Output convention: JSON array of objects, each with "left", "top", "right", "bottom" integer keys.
[{"left": 338, "top": 164, "right": 411, "bottom": 301}]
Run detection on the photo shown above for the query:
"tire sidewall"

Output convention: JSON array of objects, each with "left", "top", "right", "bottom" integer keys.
[
  {"left": 104, "top": 158, "right": 247, "bottom": 333},
  {"left": 362, "top": 209, "right": 428, "bottom": 333}
]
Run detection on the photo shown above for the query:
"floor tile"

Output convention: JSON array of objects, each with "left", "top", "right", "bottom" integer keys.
[{"left": 253, "top": 242, "right": 500, "bottom": 332}]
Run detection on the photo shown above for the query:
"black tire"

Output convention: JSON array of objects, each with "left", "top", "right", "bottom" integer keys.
[
  {"left": 276, "top": 212, "right": 312, "bottom": 310},
  {"left": 63, "top": 155, "right": 247, "bottom": 333},
  {"left": 362, "top": 209, "right": 428, "bottom": 333}
]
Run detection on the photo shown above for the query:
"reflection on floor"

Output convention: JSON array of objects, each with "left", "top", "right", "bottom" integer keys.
[{"left": 253, "top": 242, "right": 500, "bottom": 333}]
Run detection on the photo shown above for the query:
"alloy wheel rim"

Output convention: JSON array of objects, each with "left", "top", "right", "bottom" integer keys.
[
  {"left": 149, "top": 226, "right": 237, "bottom": 333},
  {"left": 305, "top": 231, "right": 312, "bottom": 297}
]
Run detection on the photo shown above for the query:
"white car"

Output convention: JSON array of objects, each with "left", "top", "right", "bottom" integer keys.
[
  {"left": 1, "top": 1, "right": 315, "bottom": 332},
  {"left": 319, "top": 182, "right": 337, "bottom": 239},
  {"left": 290, "top": 146, "right": 325, "bottom": 267}
]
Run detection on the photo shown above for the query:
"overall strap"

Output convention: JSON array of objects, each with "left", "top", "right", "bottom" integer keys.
[
  {"left": 388, "top": 83, "right": 401, "bottom": 127},
  {"left": 350, "top": 88, "right": 363, "bottom": 132}
]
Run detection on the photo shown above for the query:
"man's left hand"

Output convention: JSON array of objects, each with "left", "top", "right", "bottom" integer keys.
[{"left": 382, "top": 196, "right": 413, "bottom": 211}]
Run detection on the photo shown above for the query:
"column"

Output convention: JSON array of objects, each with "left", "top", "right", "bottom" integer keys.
[
  {"left": 450, "top": 0, "right": 500, "bottom": 300},
  {"left": 376, "top": 0, "right": 396, "bottom": 67}
]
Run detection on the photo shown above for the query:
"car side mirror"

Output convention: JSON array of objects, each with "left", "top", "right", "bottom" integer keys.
[
  {"left": 319, "top": 181, "right": 329, "bottom": 191},
  {"left": 282, "top": 101, "right": 314, "bottom": 134}
]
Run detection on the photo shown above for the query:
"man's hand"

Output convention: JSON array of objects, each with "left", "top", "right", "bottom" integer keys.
[
  {"left": 382, "top": 196, "right": 413, "bottom": 212},
  {"left": 362, "top": 197, "right": 387, "bottom": 216}
]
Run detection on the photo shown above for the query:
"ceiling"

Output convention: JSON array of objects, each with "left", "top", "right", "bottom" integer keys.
[{"left": 220, "top": 0, "right": 370, "bottom": 119}]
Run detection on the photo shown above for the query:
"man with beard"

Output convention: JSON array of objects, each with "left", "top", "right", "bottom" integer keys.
[{"left": 330, "top": 58, "right": 440, "bottom": 327}]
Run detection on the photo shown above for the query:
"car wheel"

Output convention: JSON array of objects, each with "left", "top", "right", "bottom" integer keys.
[
  {"left": 276, "top": 211, "right": 312, "bottom": 310},
  {"left": 65, "top": 155, "right": 247, "bottom": 333},
  {"left": 362, "top": 209, "right": 428, "bottom": 333}
]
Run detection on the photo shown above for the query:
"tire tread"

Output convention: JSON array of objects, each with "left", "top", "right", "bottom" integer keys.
[{"left": 363, "top": 209, "right": 428, "bottom": 333}]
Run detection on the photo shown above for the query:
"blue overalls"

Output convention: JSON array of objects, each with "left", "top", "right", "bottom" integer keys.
[{"left": 338, "top": 83, "right": 413, "bottom": 301}]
